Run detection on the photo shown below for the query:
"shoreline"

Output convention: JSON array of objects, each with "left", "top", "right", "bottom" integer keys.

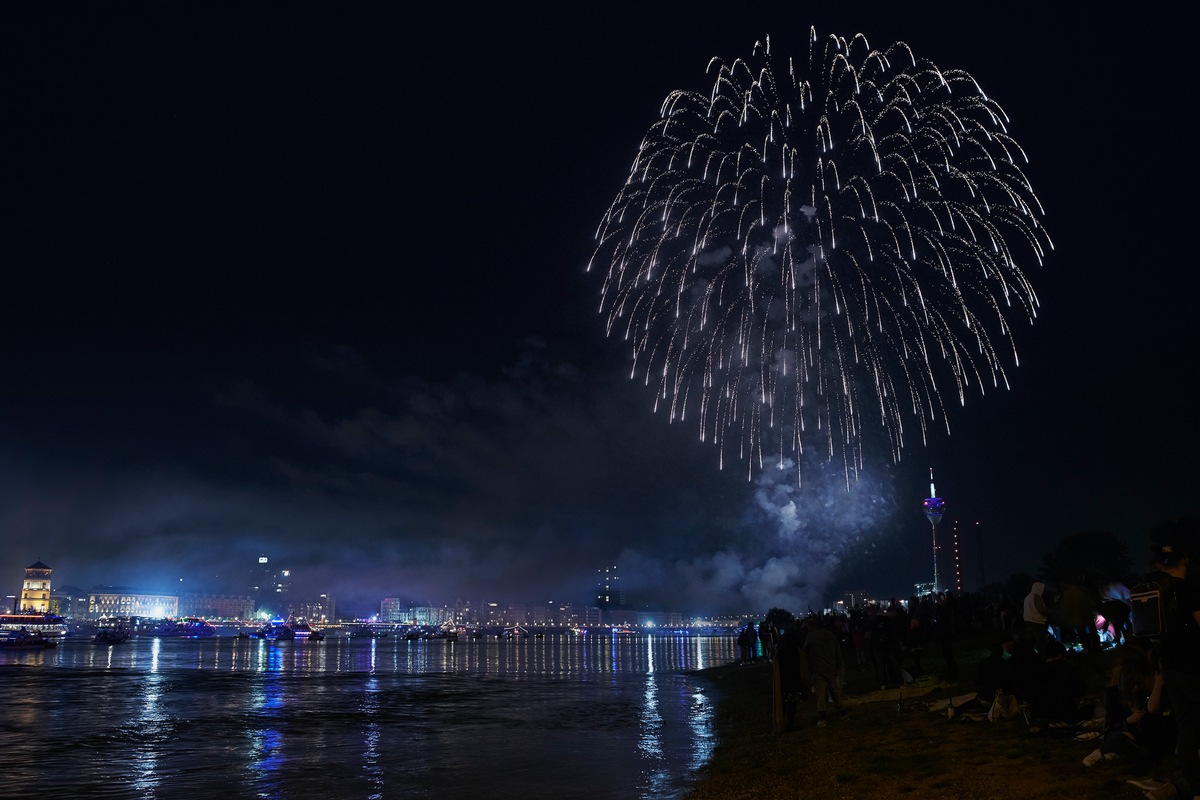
[{"left": 683, "top": 636, "right": 1150, "bottom": 800}]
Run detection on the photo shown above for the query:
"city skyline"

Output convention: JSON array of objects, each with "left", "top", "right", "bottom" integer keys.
[{"left": 9, "top": 557, "right": 692, "bottom": 620}]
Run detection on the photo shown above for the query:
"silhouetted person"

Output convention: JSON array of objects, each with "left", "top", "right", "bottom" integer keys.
[
  {"left": 804, "top": 617, "right": 847, "bottom": 726},
  {"left": 1147, "top": 542, "right": 1200, "bottom": 799},
  {"left": 738, "top": 623, "right": 759, "bottom": 664},
  {"left": 935, "top": 592, "right": 959, "bottom": 682},
  {"left": 1086, "top": 640, "right": 1172, "bottom": 772},
  {"left": 1030, "top": 639, "right": 1086, "bottom": 726},
  {"left": 1022, "top": 581, "right": 1050, "bottom": 654},
  {"left": 776, "top": 625, "right": 809, "bottom": 730},
  {"left": 758, "top": 619, "right": 778, "bottom": 663}
]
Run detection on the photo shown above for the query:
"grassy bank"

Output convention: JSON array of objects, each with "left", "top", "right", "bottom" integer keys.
[{"left": 684, "top": 634, "right": 1159, "bottom": 800}]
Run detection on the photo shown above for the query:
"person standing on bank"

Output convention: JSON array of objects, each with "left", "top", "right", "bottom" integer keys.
[
  {"left": 1023, "top": 580, "right": 1050, "bottom": 654},
  {"left": 775, "top": 623, "right": 809, "bottom": 731},
  {"left": 1144, "top": 542, "right": 1200, "bottom": 800},
  {"left": 737, "top": 622, "right": 758, "bottom": 664},
  {"left": 804, "top": 616, "right": 847, "bottom": 726}
]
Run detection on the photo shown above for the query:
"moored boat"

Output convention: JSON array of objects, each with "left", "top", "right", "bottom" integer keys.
[
  {"left": 286, "top": 616, "right": 325, "bottom": 641},
  {"left": 0, "top": 629, "right": 58, "bottom": 649},
  {"left": 252, "top": 619, "right": 296, "bottom": 641},
  {"left": 0, "top": 612, "right": 69, "bottom": 639},
  {"left": 350, "top": 626, "right": 389, "bottom": 639},
  {"left": 145, "top": 617, "right": 217, "bottom": 638}
]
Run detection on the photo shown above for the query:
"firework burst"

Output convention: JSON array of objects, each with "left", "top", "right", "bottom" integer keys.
[{"left": 589, "top": 31, "right": 1051, "bottom": 484}]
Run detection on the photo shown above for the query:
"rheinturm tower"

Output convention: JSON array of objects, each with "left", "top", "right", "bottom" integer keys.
[
  {"left": 922, "top": 470, "right": 945, "bottom": 594},
  {"left": 20, "top": 561, "right": 53, "bottom": 613}
]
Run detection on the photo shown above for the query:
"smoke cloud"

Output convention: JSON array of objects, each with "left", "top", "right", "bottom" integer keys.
[{"left": 615, "top": 455, "right": 896, "bottom": 615}]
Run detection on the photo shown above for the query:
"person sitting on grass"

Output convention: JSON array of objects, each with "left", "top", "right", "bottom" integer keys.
[
  {"left": 940, "top": 634, "right": 1016, "bottom": 721},
  {"left": 1083, "top": 640, "right": 1173, "bottom": 772},
  {"left": 1030, "top": 639, "right": 1088, "bottom": 730}
]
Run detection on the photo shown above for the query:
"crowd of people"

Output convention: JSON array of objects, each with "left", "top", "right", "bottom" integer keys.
[{"left": 732, "top": 537, "right": 1200, "bottom": 799}]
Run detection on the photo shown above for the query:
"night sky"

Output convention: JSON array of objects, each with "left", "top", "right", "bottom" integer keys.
[{"left": 3, "top": 4, "right": 1195, "bottom": 617}]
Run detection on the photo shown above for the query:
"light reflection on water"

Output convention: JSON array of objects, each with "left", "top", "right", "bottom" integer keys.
[
  {"left": 0, "top": 633, "right": 730, "bottom": 800},
  {"left": 361, "top": 676, "right": 384, "bottom": 800}
]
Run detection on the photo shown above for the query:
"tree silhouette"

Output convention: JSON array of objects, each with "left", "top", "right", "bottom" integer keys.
[
  {"left": 1038, "top": 531, "right": 1132, "bottom": 588},
  {"left": 1149, "top": 515, "right": 1200, "bottom": 562},
  {"left": 764, "top": 607, "right": 796, "bottom": 632}
]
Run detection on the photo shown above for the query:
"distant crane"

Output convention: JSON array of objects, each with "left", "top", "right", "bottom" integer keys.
[{"left": 922, "top": 468, "right": 945, "bottom": 594}]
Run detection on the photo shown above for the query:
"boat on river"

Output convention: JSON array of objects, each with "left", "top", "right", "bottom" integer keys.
[
  {"left": 252, "top": 619, "right": 294, "bottom": 641},
  {"left": 253, "top": 616, "right": 326, "bottom": 641},
  {"left": 0, "top": 629, "right": 58, "bottom": 649},
  {"left": 286, "top": 616, "right": 325, "bottom": 641},
  {"left": 146, "top": 618, "right": 217, "bottom": 638},
  {"left": 93, "top": 628, "right": 130, "bottom": 645},
  {"left": 350, "top": 626, "right": 389, "bottom": 639},
  {"left": 0, "top": 613, "right": 69, "bottom": 639}
]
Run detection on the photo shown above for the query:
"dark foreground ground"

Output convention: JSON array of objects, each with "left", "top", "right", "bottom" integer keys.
[{"left": 685, "top": 634, "right": 1180, "bottom": 800}]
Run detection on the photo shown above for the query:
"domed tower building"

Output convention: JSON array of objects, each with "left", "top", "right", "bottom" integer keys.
[{"left": 20, "top": 561, "right": 53, "bottom": 613}]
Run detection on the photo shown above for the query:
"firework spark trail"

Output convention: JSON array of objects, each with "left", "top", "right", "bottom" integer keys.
[{"left": 590, "top": 31, "right": 1051, "bottom": 484}]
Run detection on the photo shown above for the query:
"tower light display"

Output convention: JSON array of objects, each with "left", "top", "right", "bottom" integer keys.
[{"left": 922, "top": 469, "right": 945, "bottom": 594}]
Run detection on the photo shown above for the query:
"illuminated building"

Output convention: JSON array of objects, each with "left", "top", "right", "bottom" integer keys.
[
  {"left": 843, "top": 590, "right": 871, "bottom": 609},
  {"left": 178, "top": 593, "right": 254, "bottom": 620},
  {"left": 483, "top": 602, "right": 503, "bottom": 626},
  {"left": 88, "top": 587, "right": 179, "bottom": 619},
  {"left": 596, "top": 566, "right": 615, "bottom": 607},
  {"left": 19, "top": 561, "right": 53, "bottom": 613},
  {"left": 50, "top": 585, "right": 89, "bottom": 618},
  {"left": 249, "top": 554, "right": 273, "bottom": 611},
  {"left": 411, "top": 606, "right": 451, "bottom": 626},
  {"left": 447, "top": 598, "right": 470, "bottom": 626},
  {"left": 289, "top": 594, "right": 335, "bottom": 624},
  {"left": 380, "top": 597, "right": 404, "bottom": 622},
  {"left": 636, "top": 610, "right": 683, "bottom": 628},
  {"left": 276, "top": 567, "right": 291, "bottom": 604},
  {"left": 248, "top": 554, "right": 292, "bottom": 616},
  {"left": 596, "top": 566, "right": 625, "bottom": 613}
]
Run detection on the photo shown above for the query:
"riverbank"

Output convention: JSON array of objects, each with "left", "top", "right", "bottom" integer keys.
[{"left": 684, "top": 635, "right": 1166, "bottom": 800}]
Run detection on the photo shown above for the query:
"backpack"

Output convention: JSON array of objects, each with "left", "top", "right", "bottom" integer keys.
[{"left": 1129, "top": 574, "right": 1179, "bottom": 638}]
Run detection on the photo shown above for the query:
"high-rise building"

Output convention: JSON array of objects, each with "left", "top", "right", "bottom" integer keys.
[
  {"left": 249, "top": 555, "right": 291, "bottom": 616},
  {"left": 19, "top": 561, "right": 53, "bottom": 613},
  {"left": 380, "top": 597, "right": 404, "bottom": 622},
  {"left": 275, "top": 567, "right": 291, "bottom": 606},
  {"left": 596, "top": 566, "right": 622, "bottom": 611},
  {"left": 290, "top": 593, "right": 335, "bottom": 624},
  {"left": 249, "top": 555, "right": 273, "bottom": 611}
]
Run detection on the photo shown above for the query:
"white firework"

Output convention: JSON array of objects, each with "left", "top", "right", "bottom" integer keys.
[{"left": 589, "top": 31, "right": 1052, "bottom": 484}]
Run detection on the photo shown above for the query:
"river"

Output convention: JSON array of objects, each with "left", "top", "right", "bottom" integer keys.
[{"left": 0, "top": 631, "right": 736, "bottom": 799}]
